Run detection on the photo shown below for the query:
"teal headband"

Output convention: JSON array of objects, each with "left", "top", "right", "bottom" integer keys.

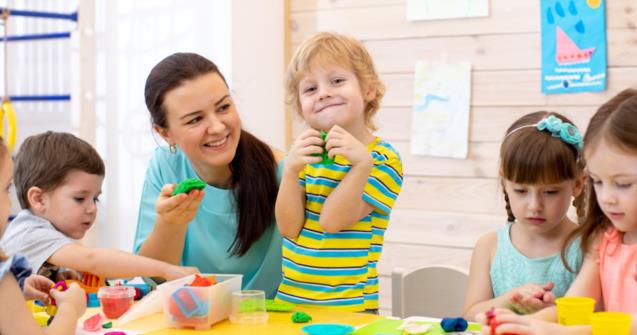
[{"left": 505, "top": 115, "right": 583, "bottom": 151}]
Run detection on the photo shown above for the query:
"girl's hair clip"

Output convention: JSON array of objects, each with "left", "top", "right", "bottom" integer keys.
[{"left": 505, "top": 115, "right": 583, "bottom": 151}]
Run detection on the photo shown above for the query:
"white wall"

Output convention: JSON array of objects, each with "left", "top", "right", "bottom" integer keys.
[
  {"left": 230, "top": 1, "right": 286, "bottom": 150},
  {"left": 93, "top": 0, "right": 285, "bottom": 251}
]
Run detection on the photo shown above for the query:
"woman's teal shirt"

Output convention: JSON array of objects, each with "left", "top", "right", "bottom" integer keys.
[{"left": 133, "top": 147, "right": 283, "bottom": 298}]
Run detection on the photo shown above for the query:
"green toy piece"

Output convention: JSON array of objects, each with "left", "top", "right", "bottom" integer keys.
[
  {"left": 172, "top": 178, "right": 206, "bottom": 196},
  {"left": 291, "top": 311, "right": 312, "bottom": 323},
  {"left": 102, "top": 321, "right": 113, "bottom": 329},
  {"left": 265, "top": 299, "right": 295, "bottom": 312},
  {"left": 311, "top": 131, "right": 335, "bottom": 165}
]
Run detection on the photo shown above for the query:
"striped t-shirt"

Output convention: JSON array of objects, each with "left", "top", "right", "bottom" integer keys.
[{"left": 276, "top": 137, "right": 403, "bottom": 312}]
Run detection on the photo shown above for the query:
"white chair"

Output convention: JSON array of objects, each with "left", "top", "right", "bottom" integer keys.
[{"left": 392, "top": 265, "right": 469, "bottom": 318}]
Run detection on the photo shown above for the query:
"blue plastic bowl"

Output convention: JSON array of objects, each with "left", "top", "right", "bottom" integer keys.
[{"left": 301, "top": 323, "right": 355, "bottom": 335}]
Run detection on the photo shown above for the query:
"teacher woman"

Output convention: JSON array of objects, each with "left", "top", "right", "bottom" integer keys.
[{"left": 133, "top": 53, "right": 283, "bottom": 297}]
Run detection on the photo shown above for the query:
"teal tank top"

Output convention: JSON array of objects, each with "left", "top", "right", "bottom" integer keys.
[{"left": 490, "top": 222, "right": 582, "bottom": 299}]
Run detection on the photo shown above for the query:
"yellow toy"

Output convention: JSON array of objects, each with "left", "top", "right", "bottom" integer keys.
[{"left": 0, "top": 99, "right": 17, "bottom": 150}]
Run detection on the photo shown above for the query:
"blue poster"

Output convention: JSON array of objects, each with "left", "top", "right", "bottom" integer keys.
[{"left": 541, "top": 0, "right": 606, "bottom": 94}]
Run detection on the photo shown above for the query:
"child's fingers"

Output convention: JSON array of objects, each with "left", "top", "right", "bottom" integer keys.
[
  {"left": 325, "top": 138, "right": 346, "bottom": 151},
  {"left": 298, "top": 128, "right": 322, "bottom": 141},
  {"left": 298, "top": 135, "right": 324, "bottom": 148}
]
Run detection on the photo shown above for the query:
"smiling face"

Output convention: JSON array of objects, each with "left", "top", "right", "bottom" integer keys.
[
  {"left": 298, "top": 63, "right": 372, "bottom": 134},
  {"left": 504, "top": 179, "right": 582, "bottom": 235},
  {"left": 35, "top": 170, "right": 103, "bottom": 239},
  {"left": 586, "top": 138, "right": 637, "bottom": 236},
  {"left": 156, "top": 71, "right": 242, "bottom": 181}
]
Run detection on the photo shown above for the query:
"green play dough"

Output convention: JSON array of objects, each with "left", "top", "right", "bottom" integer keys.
[
  {"left": 238, "top": 299, "right": 263, "bottom": 313},
  {"left": 265, "top": 299, "right": 295, "bottom": 312},
  {"left": 311, "top": 131, "right": 335, "bottom": 165},
  {"left": 291, "top": 311, "right": 312, "bottom": 323},
  {"left": 172, "top": 178, "right": 206, "bottom": 195}
]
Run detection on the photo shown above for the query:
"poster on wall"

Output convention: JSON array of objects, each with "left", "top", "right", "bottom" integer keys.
[
  {"left": 406, "top": 0, "right": 489, "bottom": 21},
  {"left": 541, "top": 0, "right": 606, "bottom": 94},
  {"left": 410, "top": 61, "right": 471, "bottom": 159}
]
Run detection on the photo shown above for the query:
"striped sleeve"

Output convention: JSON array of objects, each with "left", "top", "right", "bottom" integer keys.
[
  {"left": 363, "top": 149, "right": 403, "bottom": 216},
  {"left": 298, "top": 168, "right": 307, "bottom": 188}
]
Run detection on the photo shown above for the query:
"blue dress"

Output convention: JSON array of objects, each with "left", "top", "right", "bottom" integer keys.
[{"left": 490, "top": 222, "right": 582, "bottom": 299}]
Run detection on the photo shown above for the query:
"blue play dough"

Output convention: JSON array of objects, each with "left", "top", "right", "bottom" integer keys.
[
  {"left": 302, "top": 324, "right": 355, "bottom": 335},
  {"left": 440, "top": 317, "right": 469, "bottom": 332}
]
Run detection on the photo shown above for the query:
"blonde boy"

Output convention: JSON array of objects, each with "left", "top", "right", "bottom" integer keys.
[
  {"left": 275, "top": 32, "right": 403, "bottom": 312},
  {"left": 1, "top": 131, "right": 196, "bottom": 281}
]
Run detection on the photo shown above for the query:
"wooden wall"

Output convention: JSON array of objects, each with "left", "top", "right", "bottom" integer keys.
[{"left": 287, "top": 0, "right": 637, "bottom": 315}]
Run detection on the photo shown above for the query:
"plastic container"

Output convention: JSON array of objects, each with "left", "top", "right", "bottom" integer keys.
[
  {"left": 591, "top": 312, "right": 631, "bottom": 335},
  {"left": 556, "top": 297, "right": 595, "bottom": 325},
  {"left": 159, "top": 274, "right": 242, "bottom": 330},
  {"left": 98, "top": 286, "right": 136, "bottom": 319},
  {"left": 229, "top": 290, "right": 268, "bottom": 324}
]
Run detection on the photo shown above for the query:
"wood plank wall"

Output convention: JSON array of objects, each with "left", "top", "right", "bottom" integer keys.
[{"left": 287, "top": 0, "right": 637, "bottom": 315}]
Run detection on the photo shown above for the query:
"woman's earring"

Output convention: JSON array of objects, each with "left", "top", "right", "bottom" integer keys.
[{"left": 169, "top": 144, "right": 177, "bottom": 154}]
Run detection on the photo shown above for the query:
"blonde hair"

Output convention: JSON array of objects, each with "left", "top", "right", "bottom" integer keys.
[{"left": 285, "top": 32, "right": 385, "bottom": 130}]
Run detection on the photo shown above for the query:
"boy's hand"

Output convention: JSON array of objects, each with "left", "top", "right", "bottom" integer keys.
[
  {"left": 508, "top": 282, "right": 555, "bottom": 314},
  {"left": 50, "top": 282, "right": 86, "bottom": 317},
  {"left": 156, "top": 183, "right": 204, "bottom": 226},
  {"left": 285, "top": 128, "right": 323, "bottom": 173},
  {"left": 23, "top": 274, "right": 54, "bottom": 303},
  {"left": 325, "top": 125, "right": 372, "bottom": 168},
  {"left": 164, "top": 265, "right": 199, "bottom": 281}
]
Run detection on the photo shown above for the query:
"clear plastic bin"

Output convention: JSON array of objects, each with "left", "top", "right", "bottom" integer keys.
[{"left": 159, "top": 274, "right": 242, "bottom": 330}]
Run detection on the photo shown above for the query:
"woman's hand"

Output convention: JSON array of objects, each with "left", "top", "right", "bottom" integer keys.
[
  {"left": 23, "top": 275, "right": 54, "bottom": 303},
  {"left": 508, "top": 282, "right": 555, "bottom": 314},
  {"left": 285, "top": 128, "right": 323, "bottom": 174},
  {"left": 156, "top": 184, "right": 205, "bottom": 226},
  {"left": 325, "top": 125, "right": 372, "bottom": 169}
]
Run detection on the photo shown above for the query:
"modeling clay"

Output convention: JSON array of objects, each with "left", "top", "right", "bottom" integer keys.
[
  {"left": 440, "top": 317, "right": 468, "bottom": 332},
  {"left": 102, "top": 321, "right": 113, "bottom": 328},
  {"left": 83, "top": 313, "right": 104, "bottom": 332},
  {"left": 265, "top": 299, "right": 295, "bottom": 312},
  {"left": 291, "top": 311, "right": 312, "bottom": 323},
  {"left": 397, "top": 320, "right": 432, "bottom": 334},
  {"left": 173, "top": 178, "right": 206, "bottom": 195},
  {"left": 311, "top": 131, "right": 335, "bottom": 165},
  {"left": 98, "top": 286, "right": 136, "bottom": 319},
  {"left": 486, "top": 309, "right": 516, "bottom": 335},
  {"left": 189, "top": 274, "right": 215, "bottom": 287}
]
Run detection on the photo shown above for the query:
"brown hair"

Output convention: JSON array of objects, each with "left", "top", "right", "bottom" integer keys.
[
  {"left": 500, "top": 111, "right": 586, "bottom": 222},
  {"left": 145, "top": 52, "right": 278, "bottom": 256},
  {"left": 13, "top": 131, "right": 105, "bottom": 210},
  {"left": 0, "top": 136, "right": 7, "bottom": 262},
  {"left": 285, "top": 32, "right": 385, "bottom": 130},
  {"left": 566, "top": 88, "right": 637, "bottom": 258}
]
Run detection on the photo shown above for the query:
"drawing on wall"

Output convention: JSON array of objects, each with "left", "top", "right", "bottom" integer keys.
[
  {"left": 541, "top": 0, "right": 606, "bottom": 94},
  {"left": 406, "top": 0, "right": 489, "bottom": 21},
  {"left": 410, "top": 61, "right": 471, "bottom": 159}
]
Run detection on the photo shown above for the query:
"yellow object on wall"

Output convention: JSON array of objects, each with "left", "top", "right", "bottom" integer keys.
[{"left": 0, "top": 100, "right": 17, "bottom": 150}]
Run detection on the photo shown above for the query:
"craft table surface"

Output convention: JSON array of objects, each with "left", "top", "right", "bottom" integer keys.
[{"left": 81, "top": 306, "right": 382, "bottom": 335}]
